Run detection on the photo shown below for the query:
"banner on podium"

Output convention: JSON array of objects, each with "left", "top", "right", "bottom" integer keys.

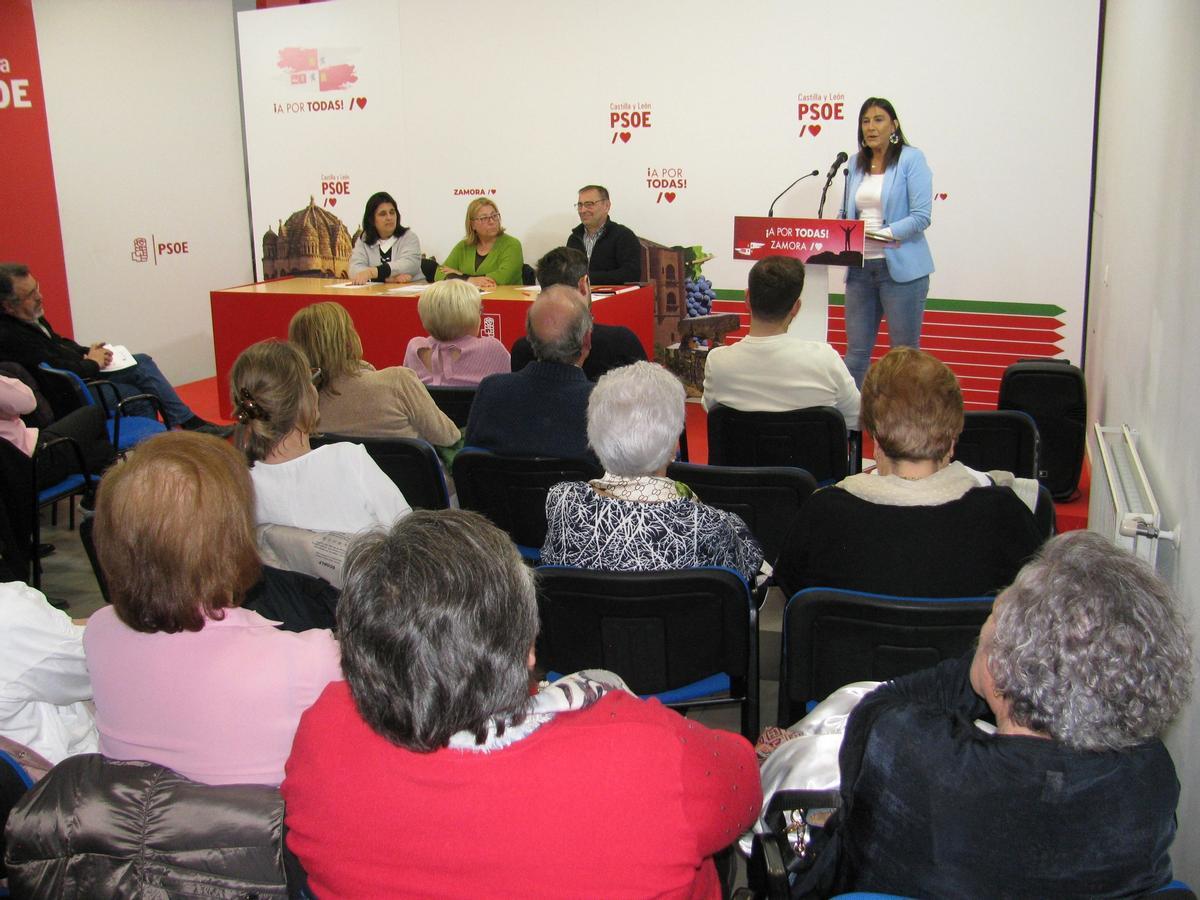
[{"left": 733, "top": 217, "right": 865, "bottom": 267}]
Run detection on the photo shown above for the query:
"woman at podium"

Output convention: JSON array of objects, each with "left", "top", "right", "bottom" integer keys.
[{"left": 840, "top": 97, "right": 934, "bottom": 387}]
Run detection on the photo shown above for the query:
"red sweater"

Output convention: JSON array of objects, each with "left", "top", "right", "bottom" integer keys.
[{"left": 283, "top": 682, "right": 760, "bottom": 899}]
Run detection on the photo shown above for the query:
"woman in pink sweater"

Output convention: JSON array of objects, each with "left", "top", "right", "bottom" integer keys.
[{"left": 403, "top": 279, "right": 510, "bottom": 386}]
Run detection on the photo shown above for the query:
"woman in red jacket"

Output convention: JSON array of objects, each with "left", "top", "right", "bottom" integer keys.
[{"left": 283, "top": 509, "right": 761, "bottom": 899}]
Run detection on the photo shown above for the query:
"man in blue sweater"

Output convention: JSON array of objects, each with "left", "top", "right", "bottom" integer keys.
[{"left": 465, "top": 286, "right": 597, "bottom": 463}]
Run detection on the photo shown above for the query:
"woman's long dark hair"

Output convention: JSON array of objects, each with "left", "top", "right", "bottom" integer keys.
[
  {"left": 360, "top": 191, "right": 409, "bottom": 244},
  {"left": 855, "top": 97, "right": 908, "bottom": 173}
]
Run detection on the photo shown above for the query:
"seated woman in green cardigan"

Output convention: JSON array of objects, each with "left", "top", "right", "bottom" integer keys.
[{"left": 435, "top": 198, "right": 523, "bottom": 289}]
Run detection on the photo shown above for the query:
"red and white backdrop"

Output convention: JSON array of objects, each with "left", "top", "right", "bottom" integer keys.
[
  {"left": 0, "top": 1, "right": 71, "bottom": 330},
  {"left": 239, "top": 0, "right": 1099, "bottom": 408}
]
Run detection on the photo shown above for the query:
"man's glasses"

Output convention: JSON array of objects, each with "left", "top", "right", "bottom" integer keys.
[{"left": 574, "top": 201, "right": 605, "bottom": 210}]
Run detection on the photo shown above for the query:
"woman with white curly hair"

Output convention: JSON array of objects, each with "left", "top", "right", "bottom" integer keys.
[
  {"left": 803, "top": 530, "right": 1193, "bottom": 898},
  {"left": 541, "top": 361, "right": 763, "bottom": 582}
]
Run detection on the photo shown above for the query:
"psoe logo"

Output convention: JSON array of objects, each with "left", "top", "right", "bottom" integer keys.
[
  {"left": 481, "top": 314, "right": 501, "bottom": 341},
  {"left": 130, "top": 236, "right": 189, "bottom": 265}
]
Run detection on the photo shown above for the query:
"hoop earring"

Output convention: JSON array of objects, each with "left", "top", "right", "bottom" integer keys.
[{"left": 889, "top": 132, "right": 899, "bottom": 145}]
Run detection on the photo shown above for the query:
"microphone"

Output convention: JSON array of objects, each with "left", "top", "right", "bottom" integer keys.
[
  {"left": 768, "top": 170, "right": 820, "bottom": 217},
  {"left": 817, "top": 154, "right": 850, "bottom": 219},
  {"left": 825, "top": 151, "right": 849, "bottom": 180}
]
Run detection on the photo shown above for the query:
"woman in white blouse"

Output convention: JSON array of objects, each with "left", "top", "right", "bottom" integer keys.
[
  {"left": 840, "top": 97, "right": 935, "bottom": 387},
  {"left": 231, "top": 339, "right": 410, "bottom": 534}
]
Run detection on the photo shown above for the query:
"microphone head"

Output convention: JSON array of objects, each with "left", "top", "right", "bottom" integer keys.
[
  {"left": 811, "top": 169, "right": 820, "bottom": 176},
  {"left": 835, "top": 151, "right": 849, "bottom": 164}
]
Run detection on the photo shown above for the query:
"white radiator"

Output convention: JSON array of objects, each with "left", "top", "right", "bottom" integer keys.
[{"left": 1088, "top": 424, "right": 1178, "bottom": 565}]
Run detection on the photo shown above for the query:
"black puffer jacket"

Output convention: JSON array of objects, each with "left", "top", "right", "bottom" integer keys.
[{"left": 4, "top": 754, "right": 288, "bottom": 898}]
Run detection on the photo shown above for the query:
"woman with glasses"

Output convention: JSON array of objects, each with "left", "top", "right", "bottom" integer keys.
[
  {"left": 435, "top": 198, "right": 523, "bottom": 289},
  {"left": 230, "top": 339, "right": 410, "bottom": 534}
]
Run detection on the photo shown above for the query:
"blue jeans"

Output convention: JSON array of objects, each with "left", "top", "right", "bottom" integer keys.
[
  {"left": 843, "top": 259, "right": 929, "bottom": 387},
  {"left": 100, "top": 353, "right": 195, "bottom": 427}
]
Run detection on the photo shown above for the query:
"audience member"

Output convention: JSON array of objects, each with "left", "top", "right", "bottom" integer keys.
[
  {"left": 464, "top": 286, "right": 596, "bottom": 461},
  {"left": 288, "top": 301, "right": 458, "bottom": 444},
  {"left": 567, "top": 184, "right": 642, "bottom": 284},
  {"left": 808, "top": 532, "right": 1192, "bottom": 897},
  {"left": 703, "top": 255, "right": 860, "bottom": 427},
  {"left": 542, "top": 361, "right": 762, "bottom": 582},
  {"left": 84, "top": 432, "right": 342, "bottom": 786},
  {"left": 283, "top": 509, "right": 760, "bottom": 897},
  {"left": 435, "top": 198, "right": 523, "bottom": 288},
  {"left": 0, "top": 373, "right": 114, "bottom": 490},
  {"left": 775, "top": 347, "right": 1043, "bottom": 597},
  {"left": 231, "top": 340, "right": 410, "bottom": 533},
  {"left": 0, "top": 581, "right": 97, "bottom": 765},
  {"left": 0, "top": 263, "right": 227, "bottom": 434},
  {"left": 402, "top": 280, "right": 510, "bottom": 386},
  {"left": 510, "top": 246, "right": 646, "bottom": 381},
  {"left": 348, "top": 191, "right": 422, "bottom": 284}
]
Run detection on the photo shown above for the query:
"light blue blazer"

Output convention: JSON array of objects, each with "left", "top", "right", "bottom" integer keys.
[{"left": 840, "top": 145, "right": 934, "bottom": 283}]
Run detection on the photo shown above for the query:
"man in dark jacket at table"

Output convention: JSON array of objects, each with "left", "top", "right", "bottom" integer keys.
[
  {"left": 0, "top": 262, "right": 227, "bottom": 434},
  {"left": 566, "top": 185, "right": 642, "bottom": 285},
  {"left": 510, "top": 246, "right": 645, "bottom": 381}
]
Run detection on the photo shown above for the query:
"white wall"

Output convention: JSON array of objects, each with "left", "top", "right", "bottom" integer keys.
[
  {"left": 34, "top": 0, "right": 252, "bottom": 384},
  {"left": 1087, "top": 0, "right": 1200, "bottom": 883}
]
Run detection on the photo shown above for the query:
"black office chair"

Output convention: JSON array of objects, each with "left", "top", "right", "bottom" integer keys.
[
  {"left": 452, "top": 450, "right": 602, "bottom": 559},
  {"left": 777, "top": 587, "right": 994, "bottom": 726},
  {"left": 706, "top": 404, "right": 860, "bottom": 485},
  {"left": 521, "top": 263, "right": 537, "bottom": 286},
  {"left": 419, "top": 256, "right": 439, "bottom": 283},
  {"left": 536, "top": 566, "right": 759, "bottom": 740},
  {"left": 309, "top": 433, "right": 449, "bottom": 510},
  {"left": 665, "top": 462, "right": 817, "bottom": 571},
  {"left": 426, "top": 386, "right": 476, "bottom": 429},
  {"left": 953, "top": 409, "right": 1040, "bottom": 479}
]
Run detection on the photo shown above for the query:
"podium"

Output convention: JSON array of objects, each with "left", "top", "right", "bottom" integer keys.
[{"left": 732, "top": 216, "right": 865, "bottom": 342}]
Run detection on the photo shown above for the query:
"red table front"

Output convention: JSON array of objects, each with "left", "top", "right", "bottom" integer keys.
[{"left": 209, "top": 278, "right": 655, "bottom": 419}]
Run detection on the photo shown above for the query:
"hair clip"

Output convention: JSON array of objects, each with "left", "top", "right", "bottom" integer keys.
[{"left": 233, "top": 387, "right": 270, "bottom": 424}]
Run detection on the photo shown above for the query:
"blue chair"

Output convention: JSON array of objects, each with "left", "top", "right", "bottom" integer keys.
[
  {"left": 535, "top": 565, "right": 759, "bottom": 740},
  {"left": 36, "top": 363, "right": 167, "bottom": 453},
  {"left": 0, "top": 434, "right": 97, "bottom": 589},
  {"left": 778, "top": 587, "right": 994, "bottom": 726}
]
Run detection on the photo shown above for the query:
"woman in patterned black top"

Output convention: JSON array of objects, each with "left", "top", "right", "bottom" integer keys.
[{"left": 541, "top": 361, "right": 762, "bottom": 582}]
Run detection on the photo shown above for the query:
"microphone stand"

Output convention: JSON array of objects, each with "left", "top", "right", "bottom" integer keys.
[
  {"left": 768, "top": 170, "right": 820, "bottom": 217},
  {"left": 817, "top": 164, "right": 844, "bottom": 219}
]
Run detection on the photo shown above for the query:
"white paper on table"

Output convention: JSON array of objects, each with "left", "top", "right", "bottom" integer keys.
[
  {"left": 384, "top": 283, "right": 434, "bottom": 295},
  {"left": 324, "top": 281, "right": 375, "bottom": 289},
  {"left": 100, "top": 344, "right": 137, "bottom": 372}
]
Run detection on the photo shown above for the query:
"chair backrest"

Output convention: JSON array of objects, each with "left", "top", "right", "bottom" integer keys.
[
  {"left": 452, "top": 450, "right": 602, "bottom": 550},
  {"left": 1033, "top": 482, "right": 1056, "bottom": 539},
  {"left": 0, "top": 438, "right": 36, "bottom": 583},
  {"left": 310, "top": 433, "right": 449, "bottom": 509},
  {"left": 778, "top": 587, "right": 994, "bottom": 726},
  {"left": 79, "top": 516, "right": 110, "bottom": 603},
  {"left": 535, "top": 565, "right": 758, "bottom": 738},
  {"left": 426, "top": 385, "right": 477, "bottom": 428},
  {"left": 665, "top": 462, "right": 817, "bottom": 568},
  {"left": 707, "top": 404, "right": 851, "bottom": 484},
  {"left": 33, "top": 362, "right": 93, "bottom": 419},
  {"left": 953, "top": 409, "right": 1040, "bottom": 479}
]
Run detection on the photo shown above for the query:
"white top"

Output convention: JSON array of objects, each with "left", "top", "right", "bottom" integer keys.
[
  {"left": 0, "top": 581, "right": 98, "bottom": 764},
  {"left": 702, "top": 332, "right": 861, "bottom": 429},
  {"left": 856, "top": 174, "right": 887, "bottom": 259},
  {"left": 250, "top": 442, "right": 411, "bottom": 534}
]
